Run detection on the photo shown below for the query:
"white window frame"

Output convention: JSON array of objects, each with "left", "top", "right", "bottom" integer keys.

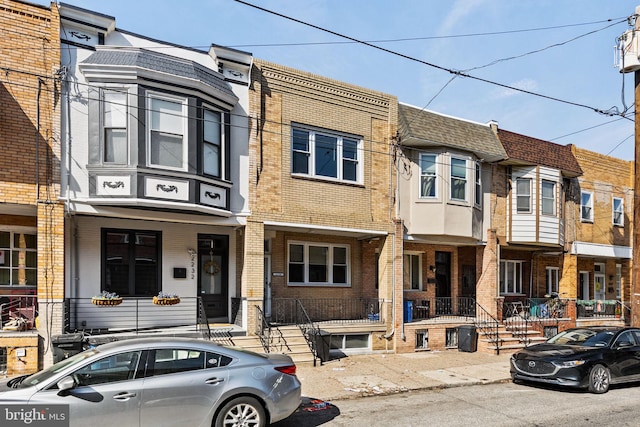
[
  {"left": 291, "top": 126, "right": 363, "bottom": 184},
  {"left": 546, "top": 267, "right": 559, "bottom": 295},
  {"left": 403, "top": 252, "right": 422, "bottom": 291},
  {"left": 581, "top": 191, "right": 593, "bottom": 222},
  {"left": 102, "top": 88, "right": 128, "bottom": 164},
  {"left": 0, "top": 228, "right": 38, "bottom": 287},
  {"left": 147, "top": 92, "right": 188, "bottom": 171},
  {"left": 613, "top": 196, "right": 624, "bottom": 226},
  {"left": 541, "top": 180, "right": 556, "bottom": 216},
  {"left": 450, "top": 157, "right": 467, "bottom": 202},
  {"left": 287, "top": 241, "right": 350, "bottom": 287},
  {"left": 419, "top": 153, "right": 437, "bottom": 198},
  {"left": 500, "top": 260, "right": 523, "bottom": 294},
  {"left": 516, "top": 178, "right": 531, "bottom": 213},
  {"left": 474, "top": 162, "right": 482, "bottom": 207}
]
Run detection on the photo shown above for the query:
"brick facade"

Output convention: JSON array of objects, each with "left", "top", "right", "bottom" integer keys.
[{"left": 0, "top": 0, "right": 62, "bottom": 373}]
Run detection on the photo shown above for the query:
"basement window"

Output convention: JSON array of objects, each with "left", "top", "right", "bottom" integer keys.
[
  {"left": 415, "top": 329, "right": 429, "bottom": 350},
  {"left": 446, "top": 328, "right": 458, "bottom": 348}
]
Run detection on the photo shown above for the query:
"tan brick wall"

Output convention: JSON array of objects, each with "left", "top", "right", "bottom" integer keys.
[
  {"left": 1, "top": 334, "right": 39, "bottom": 376},
  {"left": 0, "top": 0, "right": 62, "bottom": 370},
  {"left": 248, "top": 59, "right": 398, "bottom": 339}
]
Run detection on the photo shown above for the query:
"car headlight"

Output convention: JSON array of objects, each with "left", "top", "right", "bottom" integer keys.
[{"left": 553, "top": 360, "right": 586, "bottom": 368}]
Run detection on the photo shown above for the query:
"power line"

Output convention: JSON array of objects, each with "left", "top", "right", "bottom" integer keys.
[{"left": 233, "top": 0, "right": 630, "bottom": 120}]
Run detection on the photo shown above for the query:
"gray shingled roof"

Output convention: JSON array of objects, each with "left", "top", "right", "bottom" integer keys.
[
  {"left": 81, "top": 48, "right": 236, "bottom": 101},
  {"left": 398, "top": 103, "right": 507, "bottom": 162}
]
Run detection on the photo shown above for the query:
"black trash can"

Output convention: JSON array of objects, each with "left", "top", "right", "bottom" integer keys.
[
  {"left": 313, "top": 330, "right": 331, "bottom": 363},
  {"left": 52, "top": 333, "right": 86, "bottom": 363},
  {"left": 457, "top": 325, "right": 477, "bottom": 352}
]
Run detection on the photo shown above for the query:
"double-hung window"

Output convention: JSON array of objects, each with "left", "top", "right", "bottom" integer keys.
[
  {"left": 403, "top": 253, "right": 421, "bottom": 290},
  {"left": 291, "top": 126, "right": 362, "bottom": 183},
  {"left": 102, "top": 89, "right": 128, "bottom": 164},
  {"left": 516, "top": 178, "right": 531, "bottom": 213},
  {"left": 148, "top": 93, "right": 187, "bottom": 170},
  {"left": 103, "top": 229, "right": 161, "bottom": 296},
  {"left": 581, "top": 191, "right": 593, "bottom": 222},
  {"left": 474, "top": 163, "right": 482, "bottom": 206},
  {"left": 500, "top": 260, "right": 523, "bottom": 294},
  {"left": 613, "top": 197, "right": 624, "bottom": 226},
  {"left": 288, "top": 242, "right": 349, "bottom": 286},
  {"left": 0, "top": 230, "right": 37, "bottom": 286},
  {"left": 450, "top": 158, "right": 467, "bottom": 201},
  {"left": 541, "top": 180, "right": 555, "bottom": 216},
  {"left": 203, "top": 109, "right": 223, "bottom": 177},
  {"left": 419, "top": 153, "right": 437, "bottom": 198}
]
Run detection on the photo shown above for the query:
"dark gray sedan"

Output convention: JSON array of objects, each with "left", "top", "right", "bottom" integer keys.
[{"left": 0, "top": 337, "right": 301, "bottom": 426}]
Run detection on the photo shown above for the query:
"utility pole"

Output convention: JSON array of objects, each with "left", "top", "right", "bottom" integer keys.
[{"left": 634, "top": 6, "right": 640, "bottom": 327}]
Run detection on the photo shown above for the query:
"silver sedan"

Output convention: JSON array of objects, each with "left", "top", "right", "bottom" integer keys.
[{"left": 0, "top": 337, "right": 301, "bottom": 427}]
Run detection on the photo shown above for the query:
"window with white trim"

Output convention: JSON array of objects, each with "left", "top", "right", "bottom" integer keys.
[
  {"left": 0, "top": 230, "right": 37, "bottom": 286},
  {"left": 291, "top": 127, "right": 362, "bottom": 183},
  {"left": 403, "top": 253, "right": 422, "bottom": 290},
  {"left": 147, "top": 93, "right": 187, "bottom": 170},
  {"left": 450, "top": 157, "right": 467, "bottom": 201},
  {"left": 613, "top": 197, "right": 624, "bottom": 226},
  {"left": 474, "top": 163, "right": 482, "bottom": 206},
  {"left": 419, "top": 153, "right": 437, "bottom": 198},
  {"left": 500, "top": 260, "right": 523, "bottom": 294},
  {"left": 516, "top": 178, "right": 531, "bottom": 213},
  {"left": 288, "top": 242, "right": 350, "bottom": 286},
  {"left": 581, "top": 191, "right": 593, "bottom": 222},
  {"left": 203, "top": 109, "right": 223, "bottom": 177},
  {"left": 102, "top": 89, "right": 128, "bottom": 164},
  {"left": 541, "top": 180, "right": 555, "bottom": 216},
  {"left": 546, "top": 267, "right": 559, "bottom": 295}
]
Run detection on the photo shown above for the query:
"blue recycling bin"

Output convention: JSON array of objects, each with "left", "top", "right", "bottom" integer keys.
[{"left": 403, "top": 300, "right": 413, "bottom": 323}]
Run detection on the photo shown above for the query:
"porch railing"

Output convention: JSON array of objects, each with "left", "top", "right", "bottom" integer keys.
[
  {"left": 63, "top": 297, "right": 200, "bottom": 334},
  {"left": 0, "top": 294, "right": 38, "bottom": 331},
  {"left": 255, "top": 305, "right": 289, "bottom": 354},
  {"left": 576, "top": 299, "right": 624, "bottom": 319},
  {"left": 270, "top": 298, "right": 384, "bottom": 325},
  {"left": 474, "top": 301, "right": 501, "bottom": 354},
  {"left": 407, "top": 297, "right": 476, "bottom": 322}
]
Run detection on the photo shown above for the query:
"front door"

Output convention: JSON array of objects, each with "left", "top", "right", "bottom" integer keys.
[
  {"left": 198, "top": 235, "right": 228, "bottom": 319},
  {"left": 264, "top": 254, "right": 272, "bottom": 318},
  {"left": 594, "top": 274, "right": 606, "bottom": 301},
  {"left": 435, "top": 251, "right": 451, "bottom": 314}
]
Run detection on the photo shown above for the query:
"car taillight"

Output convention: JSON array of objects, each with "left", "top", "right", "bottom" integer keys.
[{"left": 275, "top": 364, "right": 297, "bottom": 376}]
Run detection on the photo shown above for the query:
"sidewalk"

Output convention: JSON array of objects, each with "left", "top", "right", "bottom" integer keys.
[{"left": 295, "top": 350, "right": 513, "bottom": 401}]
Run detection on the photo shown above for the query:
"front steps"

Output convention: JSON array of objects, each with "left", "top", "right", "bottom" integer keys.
[
  {"left": 478, "top": 319, "right": 547, "bottom": 355},
  {"left": 231, "top": 325, "right": 316, "bottom": 365}
]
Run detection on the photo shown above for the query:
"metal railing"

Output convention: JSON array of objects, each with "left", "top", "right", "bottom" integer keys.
[
  {"left": 255, "top": 305, "right": 290, "bottom": 354},
  {"left": 270, "top": 298, "right": 383, "bottom": 325},
  {"left": 474, "top": 302, "right": 501, "bottom": 354},
  {"left": 576, "top": 299, "right": 624, "bottom": 319},
  {"left": 407, "top": 297, "right": 476, "bottom": 322},
  {"left": 63, "top": 297, "right": 200, "bottom": 334},
  {"left": 294, "top": 300, "right": 322, "bottom": 366},
  {"left": 0, "top": 294, "right": 38, "bottom": 331}
]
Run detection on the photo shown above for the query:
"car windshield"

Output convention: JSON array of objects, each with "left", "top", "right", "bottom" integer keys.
[
  {"left": 547, "top": 329, "right": 616, "bottom": 347},
  {"left": 18, "top": 349, "right": 101, "bottom": 388}
]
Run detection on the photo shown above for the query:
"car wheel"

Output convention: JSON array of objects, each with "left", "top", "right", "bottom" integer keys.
[
  {"left": 588, "top": 364, "right": 610, "bottom": 394},
  {"left": 215, "top": 396, "right": 266, "bottom": 427}
]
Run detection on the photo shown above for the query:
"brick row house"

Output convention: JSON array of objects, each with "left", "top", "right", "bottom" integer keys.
[{"left": 0, "top": 1, "right": 636, "bottom": 373}]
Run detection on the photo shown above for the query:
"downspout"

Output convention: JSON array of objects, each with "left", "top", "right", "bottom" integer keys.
[{"left": 35, "top": 79, "right": 42, "bottom": 199}]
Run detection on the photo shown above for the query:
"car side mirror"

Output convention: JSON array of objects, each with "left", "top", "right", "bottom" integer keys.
[{"left": 57, "top": 376, "right": 76, "bottom": 392}]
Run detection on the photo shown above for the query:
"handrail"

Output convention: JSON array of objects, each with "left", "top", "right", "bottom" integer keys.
[
  {"left": 295, "top": 299, "right": 322, "bottom": 366},
  {"left": 255, "top": 305, "right": 271, "bottom": 353},
  {"left": 474, "top": 302, "right": 501, "bottom": 354},
  {"left": 196, "top": 297, "right": 211, "bottom": 340}
]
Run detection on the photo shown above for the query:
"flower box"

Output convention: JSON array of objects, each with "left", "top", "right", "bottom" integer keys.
[
  {"left": 153, "top": 296, "right": 180, "bottom": 306},
  {"left": 91, "top": 297, "right": 123, "bottom": 307}
]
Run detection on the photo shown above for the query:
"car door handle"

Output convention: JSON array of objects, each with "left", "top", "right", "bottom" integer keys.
[
  {"left": 205, "top": 378, "right": 225, "bottom": 385},
  {"left": 113, "top": 392, "right": 137, "bottom": 401}
]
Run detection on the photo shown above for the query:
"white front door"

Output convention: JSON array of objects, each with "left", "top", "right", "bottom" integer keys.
[{"left": 580, "top": 271, "right": 589, "bottom": 300}]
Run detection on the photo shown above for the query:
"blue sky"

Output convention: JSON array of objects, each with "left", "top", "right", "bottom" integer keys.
[{"left": 40, "top": 0, "right": 639, "bottom": 160}]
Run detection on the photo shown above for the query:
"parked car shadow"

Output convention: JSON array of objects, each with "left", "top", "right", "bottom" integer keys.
[{"left": 272, "top": 396, "right": 341, "bottom": 426}]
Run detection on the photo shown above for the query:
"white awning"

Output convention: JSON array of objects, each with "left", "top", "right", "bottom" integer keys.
[{"left": 571, "top": 241, "right": 632, "bottom": 259}]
